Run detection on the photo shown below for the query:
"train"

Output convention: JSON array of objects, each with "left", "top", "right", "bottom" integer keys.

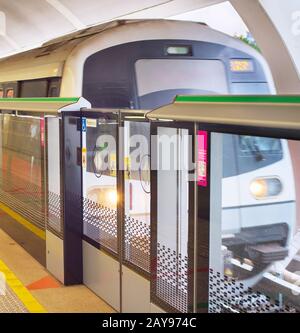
[{"left": 0, "top": 19, "right": 294, "bottom": 300}]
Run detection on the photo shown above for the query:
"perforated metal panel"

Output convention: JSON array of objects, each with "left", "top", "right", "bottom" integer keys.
[
  {"left": 124, "top": 216, "right": 150, "bottom": 272},
  {"left": 47, "top": 191, "right": 63, "bottom": 239},
  {"left": 154, "top": 243, "right": 188, "bottom": 313},
  {"left": 0, "top": 169, "right": 45, "bottom": 231},
  {"left": 83, "top": 197, "right": 118, "bottom": 253},
  {"left": 209, "top": 269, "right": 299, "bottom": 313}
]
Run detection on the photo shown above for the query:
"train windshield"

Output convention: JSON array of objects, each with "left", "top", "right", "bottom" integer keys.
[
  {"left": 223, "top": 135, "right": 283, "bottom": 178},
  {"left": 239, "top": 136, "right": 282, "bottom": 157},
  {"left": 135, "top": 59, "right": 228, "bottom": 109}
]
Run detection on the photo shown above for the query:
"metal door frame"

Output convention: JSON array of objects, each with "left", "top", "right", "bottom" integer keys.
[
  {"left": 80, "top": 110, "right": 121, "bottom": 310},
  {"left": 119, "top": 112, "right": 152, "bottom": 312}
]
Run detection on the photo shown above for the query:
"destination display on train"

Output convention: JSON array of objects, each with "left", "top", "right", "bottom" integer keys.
[{"left": 230, "top": 59, "right": 254, "bottom": 72}]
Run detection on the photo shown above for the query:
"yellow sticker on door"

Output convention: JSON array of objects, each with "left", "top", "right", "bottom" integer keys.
[{"left": 82, "top": 147, "right": 87, "bottom": 169}]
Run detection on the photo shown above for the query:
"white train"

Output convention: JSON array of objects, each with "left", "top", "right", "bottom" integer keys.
[
  {"left": 0, "top": 19, "right": 294, "bottom": 283},
  {"left": 0, "top": 19, "right": 275, "bottom": 100}
]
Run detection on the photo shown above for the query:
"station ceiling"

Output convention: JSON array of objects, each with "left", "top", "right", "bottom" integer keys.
[{"left": 0, "top": 0, "right": 222, "bottom": 58}]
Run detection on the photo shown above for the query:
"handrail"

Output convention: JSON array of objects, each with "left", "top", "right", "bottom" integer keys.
[
  {"left": 147, "top": 95, "right": 300, "bottom": 130},
  {"left": 0, "top": 97, "right": 91, "bottom": 113}
]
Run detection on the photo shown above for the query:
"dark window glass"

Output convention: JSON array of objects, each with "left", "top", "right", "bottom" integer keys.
[
  {"left": 20, "top": 80, "right": 48, "bottom": 97},
  {"left": 49, "top": 86, "right": 58, "bottom": 97},
  {"left": 239, "top": 136, "right": 282, "bottom": 156},
  {"left": 223, "top": 135, "right": 283, "bottom": 178}
]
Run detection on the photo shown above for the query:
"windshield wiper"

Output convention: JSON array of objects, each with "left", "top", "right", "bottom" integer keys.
[
  {"left": 253, "top": 143, "right": 265, "bottom": 161},
  {"left": 244, "top": 138, "right": 265, "bottom": 161}
]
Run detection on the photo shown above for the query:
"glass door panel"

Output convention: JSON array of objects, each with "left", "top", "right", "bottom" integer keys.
[
  {"left": 124, "top": 121, "right": 151, "bottom": 273},
  {"left": 82, "top": 117, "right": 118, "bottom": 254},
  {"left": 152, "top": 125, "right": 193, "bottom": 313}
]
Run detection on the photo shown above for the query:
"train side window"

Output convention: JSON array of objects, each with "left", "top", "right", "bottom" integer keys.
[
  {"left": 48, "top": 78, "right": 61, "bottom": 97},
  {"left": 49, "top": 87, "right": 57, "bottom": 97},
  {"left": 20, "top": 79, "right": 48, "bottom": 97},
  {"left": 6, "top": 88, "right": 14, "bottom": 98},
  {"left": 2, "top": 82, "right": 19, "bottom": 98}
]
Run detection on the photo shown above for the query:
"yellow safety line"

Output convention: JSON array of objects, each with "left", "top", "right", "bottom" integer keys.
[
  {"left": 0, "top": 202, "right": 46, "bottom": 240},
  {"left": 0, "top": 260, "right": 47, "bottom": 313}
]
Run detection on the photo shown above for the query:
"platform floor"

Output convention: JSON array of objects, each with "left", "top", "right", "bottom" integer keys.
[{"left": 0, "top": 229, "right": 115, "bottom": 313}]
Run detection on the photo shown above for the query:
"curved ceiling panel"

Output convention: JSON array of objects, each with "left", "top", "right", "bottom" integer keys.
[{"left": 0, "top": 0, "right": 224, "bottom": 58}]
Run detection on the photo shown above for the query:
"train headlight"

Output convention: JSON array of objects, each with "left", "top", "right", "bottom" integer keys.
[
  {"left": 250, "top": 177, "right": 282, "bottom": 199},
  {"left": 107, "top": 190, "right": 118, "bottom": 206}
]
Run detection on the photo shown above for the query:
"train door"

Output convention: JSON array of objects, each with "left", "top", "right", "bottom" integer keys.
[
  {"left": 81, "top": 113, "right": 121, "bottom": 311},
  {"left": 150, "top": 122, "right": 195, "bottom": 313},
  {"left": 81, "top": 111, "right": 152, "bottom": 312}
]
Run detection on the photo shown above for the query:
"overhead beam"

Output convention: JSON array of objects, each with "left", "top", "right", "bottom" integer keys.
[
  {"left": 121, "top": 0, "right": 225, "bottom": 19},
  {"left": 0, "top": 11, "right": 20, "bottom": 50},
  {"left": 230, "top": 0, "right": 300, "bottom": 94},
  {"left": 1, "top": 35, "right": 20, "bottom": 50},
  {"left": 46, "top": 0, "right": 86, "bottom": 30}
]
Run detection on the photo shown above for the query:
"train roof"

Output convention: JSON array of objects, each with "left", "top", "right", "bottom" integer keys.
[
  {"left": 146, "top": 95, "right": 300, "bottom": 130},
  {"left": 0, "top": 19, "right": 263, "bottom": 83}
]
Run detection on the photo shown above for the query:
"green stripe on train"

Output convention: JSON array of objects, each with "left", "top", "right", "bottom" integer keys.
[{"left": 175, "top": 95, "right": 300, "bottom": 104}]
